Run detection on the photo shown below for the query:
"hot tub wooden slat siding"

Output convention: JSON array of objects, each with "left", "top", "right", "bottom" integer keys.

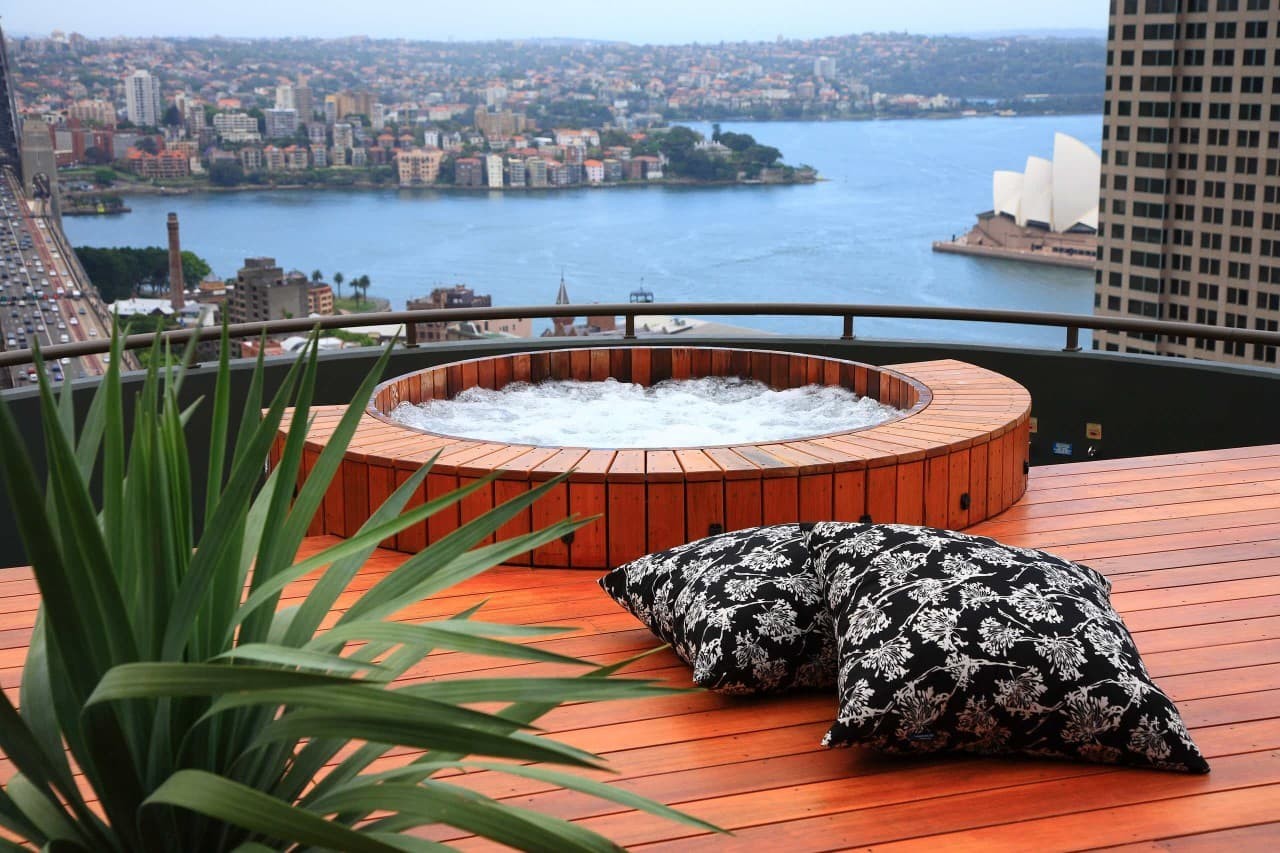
[{"left": 277, "top": 353, "right": 1031, "bottom": 569}]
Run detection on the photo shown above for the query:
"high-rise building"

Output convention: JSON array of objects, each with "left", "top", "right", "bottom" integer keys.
[
  {"left": 274, "top": 84, "right": 295, "bottom": 111},
  {"left": 264, "top": 108, "right": 298, "bottom": 140},
  {"left": 1094, "top": 0, "right": 1280, "bottom": 366},
  {"left": 294, "top": 81, "right": 314, "bottom": 122},
  {"left": 124, "top": 70, "right": 162, "bottom": 128},
  {"left": 228, "top": 257, "right": 309, "bottom": 324},
  {"left": 485, "top": 153, "right": 505, "bottom": 188},
  {"left": 814, "top": 56, "right": 837, "bottom": 79}
]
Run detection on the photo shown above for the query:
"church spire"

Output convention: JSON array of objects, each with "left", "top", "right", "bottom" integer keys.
[{"left": 555, "top": 269, "right": 570, "bottom": 305}]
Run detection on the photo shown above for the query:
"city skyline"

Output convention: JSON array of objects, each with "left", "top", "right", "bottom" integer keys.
[{"left": 6, "top": 0, "right": 1108, "bottom": 44}]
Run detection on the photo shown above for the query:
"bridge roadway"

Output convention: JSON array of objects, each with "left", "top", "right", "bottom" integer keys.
[{"left": 0, "top": 168, "right": 114, "bottom": 389}]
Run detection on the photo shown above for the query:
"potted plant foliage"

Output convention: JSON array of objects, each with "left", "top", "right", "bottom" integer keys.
[{"left": 0, "top": 328, "right": 718, "bottom": 851}]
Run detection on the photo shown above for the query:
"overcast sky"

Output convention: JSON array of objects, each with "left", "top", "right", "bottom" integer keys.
[{"left": 5, "top": 1, "right": 1108, "bottom": 43}]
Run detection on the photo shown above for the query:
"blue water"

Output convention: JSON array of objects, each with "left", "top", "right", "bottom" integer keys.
[{"left": 63, "top": 114, "right": 1102, "bottom": 346}]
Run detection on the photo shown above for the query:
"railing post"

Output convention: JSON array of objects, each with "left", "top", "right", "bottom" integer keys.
[
  {"left": 1063, "top": 326, "right": 1082, "bottom": 352},
  {"left": 841, "top": 314, "right": 855, "bottom": 341},
  {"left": 404, "top": 320, "right": 419, "bottom": 348},
  {"left": 625, "top": 314, "right": 636, "bottom": 340}
]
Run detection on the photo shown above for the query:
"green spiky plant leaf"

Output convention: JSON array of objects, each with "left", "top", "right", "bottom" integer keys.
[{"left": 0, "top": 325, "right": 722, "bottom": 851}]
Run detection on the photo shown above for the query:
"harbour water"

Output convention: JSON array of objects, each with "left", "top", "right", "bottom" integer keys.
[{"left": 63, "top": 114, "right": 1102, "bottom": 347}]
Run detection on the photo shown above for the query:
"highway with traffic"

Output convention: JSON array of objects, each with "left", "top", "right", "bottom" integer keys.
[{"left": 0, "top": 168, "right": 112, "bottom": 388}]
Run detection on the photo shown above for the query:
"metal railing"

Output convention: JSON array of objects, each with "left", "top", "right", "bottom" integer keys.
[{"left": 1, "top": 302, "right": 1279, "bottom": 368}]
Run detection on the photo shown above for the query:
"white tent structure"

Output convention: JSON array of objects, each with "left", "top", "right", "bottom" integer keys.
[{"left": 991, "top": 133, "right": 1100, "bottom": 233}]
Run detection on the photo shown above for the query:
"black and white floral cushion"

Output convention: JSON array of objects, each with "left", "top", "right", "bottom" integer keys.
[
  {"left": 808, "top": 522, "right": 1209, "bottom": 773},
  {"left": 598, "top": 524, "right": 836, "bottom": 694}
]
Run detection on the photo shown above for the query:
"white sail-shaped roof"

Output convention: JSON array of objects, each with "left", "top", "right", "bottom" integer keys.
[
  {"left": 1020, "top": 156, "right": 1053, "bottom": 228},
  {"left": 993, "top": 170, "right": 1023, "bottom": 220},
  {"left": 987, "top": 133, "right": 1101, "bottom": 234},
  {"left": 1051, "top": 132, "right": 1101, "bottom": 232}
]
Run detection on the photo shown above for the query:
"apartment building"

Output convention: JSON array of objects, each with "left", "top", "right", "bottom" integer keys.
[
  {"left": 124, "top": 69, "right": 162, "bottom": 127},
  {"left": 68, "top": 99, "right": 116, "bottom": 127},
  {"left": 264, "top": 108, "right": 298, "bottom": 140},
  {"left": 485, "top": 153, "right": 505, "bottom": 187},
  {"left": 228, "top": 258, "right": 309, "bottom": 324},
  {"left": 396, "top": 147, "right": 444, "bottom": 186},
  {"left": 1094, "top": 0, "right": 1280, "bottom": 365},
  {"left": 455, "top": 157, "right": 484, "bottom": 187},
  {"left": 212, "top": 112, "right": 260, "bottom": 143}
]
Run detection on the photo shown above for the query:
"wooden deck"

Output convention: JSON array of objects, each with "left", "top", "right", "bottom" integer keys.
[{"left": 3, "top": 444, "right": 1280, "bottom": 849}]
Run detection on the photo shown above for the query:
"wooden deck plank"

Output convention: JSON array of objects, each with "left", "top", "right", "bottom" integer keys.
[{"left": 3, "top": 445, "right": 1279, "bottom": 850}]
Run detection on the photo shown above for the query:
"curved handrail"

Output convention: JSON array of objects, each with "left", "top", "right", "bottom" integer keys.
[{"left": 2, "top": 301, "right": 1279, "bottom": 368}]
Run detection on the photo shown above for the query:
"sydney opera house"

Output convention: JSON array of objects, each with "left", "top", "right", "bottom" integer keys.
[{"left": 934, "top": 132, "right": 1101, "bottom": 269}]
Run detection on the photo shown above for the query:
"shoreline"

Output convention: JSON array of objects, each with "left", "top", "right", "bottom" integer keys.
[
  {"left": 69, "top": 174, "right": 819, "bottom": 200},
  {"left": 931, "top": 239, "right": 1096, "bottom": 270}
]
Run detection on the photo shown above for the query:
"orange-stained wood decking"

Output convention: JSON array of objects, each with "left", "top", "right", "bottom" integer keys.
[
  {"left": 279, "top": 353, "right": 1032, "bottom": 568},
  {"left": 2, "top": 445, "right": 1279, "bottom": 848}
]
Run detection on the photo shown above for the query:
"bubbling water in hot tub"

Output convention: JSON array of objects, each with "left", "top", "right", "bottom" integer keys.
[{"left": 389, "top": 376, "right": 904, "bottom": 448}]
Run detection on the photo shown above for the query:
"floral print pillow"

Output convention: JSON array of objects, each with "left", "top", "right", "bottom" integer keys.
[
  {"left": 599, "top": 524, "right": 836, "bottom": 694},
  {"left": 808, "top": 522, "right": 1209, "bottom": 773}
]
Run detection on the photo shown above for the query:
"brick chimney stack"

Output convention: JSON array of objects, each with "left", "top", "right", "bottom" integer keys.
[{"left": 166, "top": 212, "right": 185, "bottom": 310}]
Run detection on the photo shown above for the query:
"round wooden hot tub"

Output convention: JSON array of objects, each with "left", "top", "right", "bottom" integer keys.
[{"left": 280, "top": 348, "right": 1031, "bottom": 570}]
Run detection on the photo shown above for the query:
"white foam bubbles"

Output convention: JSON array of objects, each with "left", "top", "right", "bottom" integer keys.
[{"left": 389, "top": 376, "right": 904, "bottom": 448}]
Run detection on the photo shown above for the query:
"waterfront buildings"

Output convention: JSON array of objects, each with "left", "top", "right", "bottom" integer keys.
[
  {"left": 228, "top": 257, "right": 309, "bottom": 324},
  {"left": 526, "top": 157, "right": 548, "bottom": 188},
  {"left": 124, "top": 148, "right": 190, "bottom": 179},
  {"left": 485, "top": 153, "right": 504, "bottom": 188},
  {"left": 396, "top": 147, "right": 444, "bottom": 186},
  {"left": 455, "top": 157, "right": 483, "bottom": 187},
  {"left": 124, "top": 70, "right": 161, "bottom": 128},
  {"left": 238, "top": 146, "right": 262, "bottom": 172},
  {"left": 507, "top": 156, "right": 526, "bottom": 187},
  {"left": 1094, "top": 0, "right": 1280, "bottom": 365}
]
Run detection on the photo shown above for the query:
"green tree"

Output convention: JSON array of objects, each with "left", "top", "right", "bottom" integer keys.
[
  {"left": 717, "top": 131, "right": 756, "bottom": 152},
  {"left": 246, "top": 106, "right": 267, "bottom": 135},
  {"left": 349, "top": 274, "right": 369, "bottom": 305},
  {"left": 92, "top": 167, "right": 116, "bottom": 186},
  {"left": 333, "top": 271, "right": 344, "bottom": 299},
  {"left": 163, "top": 104, "right": 183, "bottom": 127},
  {"left": 180, "top": 250, "right": 212, "bottom": 286},
  {"left": 438, "top": 155, "right": 456, "bottom": 184},
  {"left": 209, "top": 160, "right": 245, "bottom": 187},
  {"left": 74, "top": 246, "right": 215, "bottom": 302},
  {"left": 134, "top": 136, "right": 159, "bottom": 155},
  {"left": 84, "top": 147, "right": 112, "bottom": 166},
  {"left": 311, "top": 269, "right": 323, "bottom": 283},
  {"left": 741, "top": 144, "right": 782, "bottom": 168}
]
